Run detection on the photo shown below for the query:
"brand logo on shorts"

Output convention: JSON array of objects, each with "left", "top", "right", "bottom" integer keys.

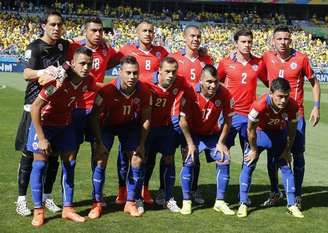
[
  {"left": 290, "top": 62, "right": 297, "bottom": 70},
  {"left": 173, "top": 88, "right": 178, "bottom": 95},
  {"left": 32, "top": 142, "right": 38, "bottom": 150},
  {"left": 58, "top": 43, "right": 63, "bottom": 51}
]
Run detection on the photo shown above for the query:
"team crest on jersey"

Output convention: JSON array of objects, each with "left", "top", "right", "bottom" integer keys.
[
  {"left": 156, "top": 52, "right": 161, "bottom": 58},
  {"left": 290, "top": 62, "right": 297, "bottom": 70},
  {"left": 32, "top": 142, "right": 39, "bottom": 150},
  {"left": 82, "top": 85, "right": 88, "bottom": 92},
  {"left": 102, "top": 49, "right": 107, "bottom": 56},
  {"left": 249, "top": 108, "right": 259, "bottom": 119},
  {"left": 45, "top": 85, "right": 57, "bottom": 96},
  {"left": 58, "top": 43, "right": 63, "bottom": 51},
  {"left": 133, "top": 98, "right": 140, "bottom": 104},
  {"left": 252, "top": 64, "right": 258, "bottom": 71},
  {"left": 24, "top": 50, "right": 32, "bottom": 61},
  {"left": 215, "top": 99, "right": 221, "bottom": 107},
  {"left": 282, "top": 113, "right": 288, "bottom": 120},
  {"left": 172, "top": 88, "right": 178, "bottom": 95}
]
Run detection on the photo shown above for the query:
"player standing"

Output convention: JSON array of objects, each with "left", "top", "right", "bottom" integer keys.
[
  {"left": 14, "top": 11, "right": 67, "bottom": 216},
  {"left": 170, "top": 25, "right": 213, "bottom": 204},
  {"left": 217, "top": 29, "right": 267, "bottom": 155}
]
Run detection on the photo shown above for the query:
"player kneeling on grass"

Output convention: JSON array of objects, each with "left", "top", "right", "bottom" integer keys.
[
  {"left": 176, "top": 65, "right": 235, "bottom": 215},
  {"left": 27, "top": 47, "right": 96, "bottom": 227},
  {"left": 89, "top": 56, "right": 151, "bottom": 218},
  {"left": 237, "top": 78, "right": 304, "bottom": 218}
]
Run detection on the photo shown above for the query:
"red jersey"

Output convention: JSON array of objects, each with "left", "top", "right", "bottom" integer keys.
[
  {"left": 182, "top": 84, "right": 234, "bottom": 135},
  {"left": 39, "top": 76, "right": 96, "bottom": 126},
  {"left": 114, "top": 44, "right": 169, "bottom": 82},
  {"left": 67, "top": 40, "right": 116, "bottom": 109},
  {"left": 248, "top": 94, "right": 299, "bottom": 131},
  {"left": 217, "top": 53, "right": 267, "bottom": 116},
  {"left": 262, "top": 50, "right": 314, "bottom": 116},
  {"left": 170, "top": 51, "right": 213, "bottom": 86},
  {"left": 96, "top": 79, "right": 152, "bottom": 127},
  {"left": 145, "top": 73, "right": 189, "bottom": 128}
]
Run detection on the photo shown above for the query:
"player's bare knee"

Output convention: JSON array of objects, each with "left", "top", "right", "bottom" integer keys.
[{"left": 131, "top": 155, "right": 142, "bottom": 167}]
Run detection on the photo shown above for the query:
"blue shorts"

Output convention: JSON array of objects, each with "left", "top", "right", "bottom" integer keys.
[
  {"left": 146, "top": 125, "right": 177, "bottom": 156},
  {"left": 26, "top": 123, "right": 77, "bottom": 154},
  {"left": 291, "top": 117, "right": 305, "bottom": 154},
  {"left": 101, "top": 122, "right": 141, "bottom": 153},
  {"left": 243, "top": 129, "right": 289, "bottom": 167},
  {"left": 72, "top": 108, "right": 94, "bottom": 144},
  {"left": 225, "top": 113, "right": 248, "bottom": 149},
  {"left": 190, "top": 134, "right": 230, "bottom": 163}
]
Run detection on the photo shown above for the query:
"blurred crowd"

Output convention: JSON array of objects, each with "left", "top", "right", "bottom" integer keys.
[{"left": 0, "top": 10, "right": 327, "bottom": 69}]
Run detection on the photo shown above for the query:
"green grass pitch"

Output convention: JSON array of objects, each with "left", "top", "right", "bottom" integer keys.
[{"left": 0, "top": 72, "right": 327, "bottom": 233}]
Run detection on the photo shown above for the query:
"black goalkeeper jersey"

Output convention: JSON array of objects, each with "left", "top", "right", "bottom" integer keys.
[{"left": 23, "top": 38, "right": 69, "bottom": 105}]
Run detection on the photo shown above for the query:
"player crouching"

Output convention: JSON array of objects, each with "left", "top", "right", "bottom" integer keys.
[
  {"left": 237, "top": 78, "right": 304, "bottom": 218},
  {"left": 175, "top": 65, "right": 235, "bottom": 215},
  {"left": 26, "top": 47, "right": 96, "bottom": 226}
]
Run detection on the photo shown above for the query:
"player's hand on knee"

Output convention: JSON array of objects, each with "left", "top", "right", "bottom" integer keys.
[
  {"left": 216, "top": 142, "right": 229, "bottom": 162},
  {"left": 244, "top": 149, "right": 257, "bottom": 166},
  {"left": 186, "top": 143, "right": 196, "bottom": 162},
  {"left": 279, "top": 150, "right": 292, "bottom": 164},
  {"left": 38, "top": 138, "right": 52, "bottom": 156}
]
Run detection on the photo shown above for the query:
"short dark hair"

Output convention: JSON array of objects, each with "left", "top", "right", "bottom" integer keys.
[
  {"left": 202, "top": 64, "right": 217, "bottom": 78},
  {"left": 85, "top": 16, "right": 103, "bottom": 28},
  {"left": 120, "top": 56, "right": 139, "bottom": 67},
  {"left": 234, "top": 29, "right": 253, "bottom": 42},
  {"left": 74, "top": 47, "right": 93, "bottom": 58},
  {"left": 160, "top": 57, "right": 178, "bottom": 68},
  {"left": 42, "top": 11, "right": 63, "bottom": 24},
  {"left": 270, "top": 78, "right": 291, "bottom": 93},
  {"left": 183, "top": 25, "right": 201, "bottom": 35},
  {"left": 273, "top": 26, "right": 290, "bottom": 35}
]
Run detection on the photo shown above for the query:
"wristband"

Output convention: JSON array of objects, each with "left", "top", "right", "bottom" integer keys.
[
  {"left": 314, "top": 101, "right": 320, "bottom": 109},
  {"left": 37, "top": 69, "right": 45, "bottom": 77}
]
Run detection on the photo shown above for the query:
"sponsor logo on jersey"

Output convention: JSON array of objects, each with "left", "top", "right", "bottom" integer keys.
[
  {"left": 58, "top": 43, "right": 63, "bottom": 51},
  {"left": 24, "top": 50, "right": 32, "bottom": 61},
  {"left": 290, "top": 62, "right": 297, "bottom": 70},
  {"left": 215, "top": 99, "right": 221, "bottom": 107},
  {"left": 252, "top": 64, "right": 259, "bottom": 71}
]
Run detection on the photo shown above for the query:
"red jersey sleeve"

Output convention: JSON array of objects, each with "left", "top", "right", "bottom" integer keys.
[
  {"left": 217, "top": 59, "right": 226, "bottom": 82},
  {"left": 39, "top": 81, "right": 58, "bottom": 102},
  {"left": 220, "top": 87, "right": 234, "bottom": 119},
  {"left": 302, "top": 55, "right": 314, "bottom": 81}
]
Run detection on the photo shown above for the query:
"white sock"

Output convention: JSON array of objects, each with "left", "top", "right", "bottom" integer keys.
[{"left": 17, "top": 196, "right": 26, "bottom": 202}]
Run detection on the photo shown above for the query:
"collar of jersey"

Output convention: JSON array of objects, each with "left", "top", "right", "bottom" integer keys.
[
  {"left": 229, "top": 51, "right": 254, "bottom": 62},
  {"left": 152, "top": 72, "right": 159, "bottom": 84},
  {"left": 273, "top": 48, "right": 297, "bottom": 58}
]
